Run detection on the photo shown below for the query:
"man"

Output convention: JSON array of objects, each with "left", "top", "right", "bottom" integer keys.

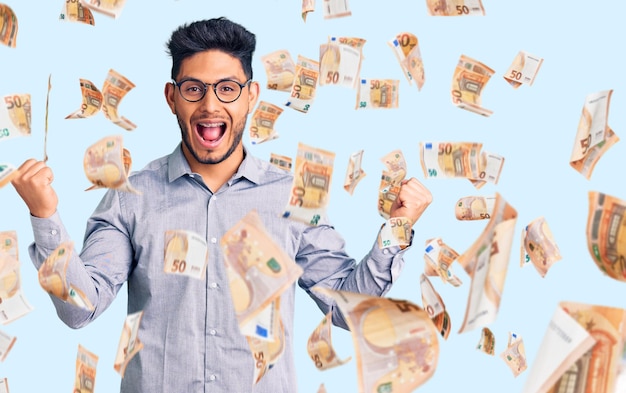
[{"left": 11, "top": 17, "right": 432, "bottom": 392}]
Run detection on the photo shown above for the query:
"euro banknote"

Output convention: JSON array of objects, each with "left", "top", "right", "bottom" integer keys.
[
  {"left": 587, "top": 191, "right": 626, "bottom": 281},
  {"left": 307, "top": 311, "right": 351, "bottom": 370},
  {"left": 520, "top": 216, "right": 562, "bottom": 277},
  {"left": 163, "top": 230, "right": 208, "bottom": 280},
  {"left": 457, "top": 193, "right": 517, "bottom": 333},
  {"left": 283, "top": 142, "right": 335, "bottom": 225},
  {"left": 570, "top": 90, "right": 618, "bottom": 179},
  {"left": 426, "top": 0, "right": 485, "bottom": 16},
  {"left": 0, "top": 4, "right": 17, "bottom": 47},
  {"left": 1, "top": 93, "right": 31, "bottom": 142},
  {"left": 503, "top": 51, "right": 543, "bottom": 88},
  {"left": 451, "top": 54, "right": 494, "bottom": 116},
  {"left": 315, "top": 288, "right": 439, "bottom": 393},
  {"left": 285, "top": 55, "right": 319, "bottom": 113},
  {"left": 84, "top": 135, "right": 140, "bottom": 194}
]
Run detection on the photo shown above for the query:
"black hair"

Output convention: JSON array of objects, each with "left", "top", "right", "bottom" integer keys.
[{"left": 166, "top": 17, "right": 255, "bottom": 81}]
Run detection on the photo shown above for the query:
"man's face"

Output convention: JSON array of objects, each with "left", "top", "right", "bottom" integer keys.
[{"left": 165, "top": 50, "right": 259, "bottom": 168}]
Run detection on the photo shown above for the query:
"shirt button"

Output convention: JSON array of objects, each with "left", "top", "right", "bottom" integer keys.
[
  {"left": 213, "top": 196, "right": 217, "bottom": 201},
  {"left": 383, "top": 249, "right": 389, "bottom": 255},
  {"left": 209, "top": 282, "right": 218, "bottom": 289},
  {"left": 210, "top": 237, "right": 217, "bottom": 244},
  {"left": 51, "top": 229, "right": 58, "bottom": 235},
  {"left": 209, "top": 375, "right": 216, "bottom": 381},
  {"left": 209, "top": 329, "right": 216, "bottom": 336}
]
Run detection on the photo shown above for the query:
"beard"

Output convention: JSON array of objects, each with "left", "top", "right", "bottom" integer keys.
[{"left": 178, "top": 115, "right": 247, "bottom": 165}]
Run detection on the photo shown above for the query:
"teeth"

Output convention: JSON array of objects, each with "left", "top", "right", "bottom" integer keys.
[{"left": 198, "top": 122, "right": 225, "bottom": 128}]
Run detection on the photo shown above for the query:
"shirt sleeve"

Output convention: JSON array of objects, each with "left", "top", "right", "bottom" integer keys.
[
  {"left": 295, "top": 222, "right": 413, "bottom": 330},
  {"left": 27, "top": 189, "right": 133, "bottom": 329}
]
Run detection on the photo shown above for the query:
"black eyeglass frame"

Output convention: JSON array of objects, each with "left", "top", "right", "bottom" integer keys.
[{"left": 172, "top": 78, "right": 252, "bottom": 103}]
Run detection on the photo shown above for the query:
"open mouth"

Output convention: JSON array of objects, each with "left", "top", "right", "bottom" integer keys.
[{"left": 196, "top": 122, "right": 226, "bottom": 147}]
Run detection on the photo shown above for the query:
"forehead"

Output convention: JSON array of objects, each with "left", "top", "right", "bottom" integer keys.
[{"left": 178, "top": 49, "right": 245, "bottom": 80}]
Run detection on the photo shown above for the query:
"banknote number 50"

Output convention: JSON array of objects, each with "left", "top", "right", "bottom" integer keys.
[
  {"left": 456, "top": 5, "right": 470, "bottom": 14},
  {"left": 171, "top": 259, "right": 187, "bottom": 273},
  {"left": 4, "top": 95, "right": 25, "bottom": 110}
]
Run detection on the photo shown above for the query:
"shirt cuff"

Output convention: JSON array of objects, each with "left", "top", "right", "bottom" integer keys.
[{"left": 30, "top": 211, "right": 71, "bottom": 250}]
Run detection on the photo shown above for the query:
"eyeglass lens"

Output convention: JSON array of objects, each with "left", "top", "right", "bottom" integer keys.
[{"left": 179, "top": 79, "right": 244, "bottom": 103}]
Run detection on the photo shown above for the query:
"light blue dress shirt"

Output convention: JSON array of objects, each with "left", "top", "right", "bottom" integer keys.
[{"left": 28, "top": 144, "right": 411, "bottom": 393}]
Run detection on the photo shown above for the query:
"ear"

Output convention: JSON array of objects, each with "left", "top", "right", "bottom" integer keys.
[
  {"left": 164, "top": 82, "right": 176, "bottom": 114},
  {"left": 246, "top": 81, "right": 260, "bottom": 114}
]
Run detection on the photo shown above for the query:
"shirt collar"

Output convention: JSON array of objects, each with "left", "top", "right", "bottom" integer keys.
[{"left": 167, "top": 143, "right": 262, "bottom": 185}]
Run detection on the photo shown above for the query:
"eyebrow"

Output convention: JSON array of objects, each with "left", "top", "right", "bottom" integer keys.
[{"left": 178, "top": 75, "right": 245, "bottom": 83}]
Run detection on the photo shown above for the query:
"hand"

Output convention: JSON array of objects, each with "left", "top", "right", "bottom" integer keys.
[
  {"left": 11, "top": 159, "right": 58, "bottom": 218},
  {"left": 389, "top": 177, "right": 432, "bottom": 226}
]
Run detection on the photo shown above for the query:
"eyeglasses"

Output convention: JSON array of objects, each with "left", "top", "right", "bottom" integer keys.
[{"left": 172, "top": 78, "right": 252, "bottom": 103}]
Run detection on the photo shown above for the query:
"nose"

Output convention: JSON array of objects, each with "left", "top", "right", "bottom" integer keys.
[{"left": 199, "top": 85, "right": 222, "bottom": 111}]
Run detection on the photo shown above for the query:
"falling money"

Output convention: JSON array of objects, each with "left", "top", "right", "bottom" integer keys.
[
  {"left": 378, "top": 217, "right": 412, "bottom": 249},
  {"left": 378, "top": 149, "right": 407, "bottom": 220},
  {"left": 221, "top": 209, "right": 303, "bottom": 328},
  {"left": 322, "top": 0, "right": 351, "bottom": 19},
  {"left": 499, "top": 331, "right": 527, "bottom": 377},
  {"left": 503, "top": 51, "right": 543, "bottom": 88},
  {"left": 343, "top": 149, "right": 365, "bottom": 195},
  {"left": 319, "top": 36, "right": 365, "bottom": 89},
  {"left": 0, "top": 231, "right": 34, "bottom": 324},
  {"left": 520, "top": 216, "right": 562, "bottom": 277},
  {"left": 0, "top": 3, "right": 17, "bottom": 47},
  {"left": 84, "top": 135, "right": 140, "bottom": 194},
  {"left": 66, "top": 69, "right": 137, "bottom": 131},
  {"left": 523, "top": 302, "right": 626, "bottom": 393},
  {"left": 457, "top": 193, "right": 517, "bottom": 333},
  {"left": 356, "top": 79, "right": 399, "bottom": 109},
  {"left": 283, "top": 142, "right": 335, "bottom": 226},
  {"left": 0, "top": 329, "right": 16, "bottom": 362},
  {"left": 249, "top": 101, "right": 283, "bottom": 145},
  {"left": 570, "top": 89, "right": 618, "bottom": 179},
  {"left": 59, "top": 0, "right": 95, "bottom": 25},
  {"left": 388, "top": 32, "right": 425, "bottom": 91},
  {"left": 285, "top": 55, "right": 319, "bottom": 113},
  {"left": 586, "top": 191, "right": 626, "bottom": 281},
  {"left": 0, "top": 93, "right": 31, "bottom": 142},
  {"left": 269, "top": 153, "right": 292, "bottom": 171},
  {"left": 247, "top": 317, "right": 286, "bottom": 385},
  {"left": 426, "top": 0, "right": 485, "bottom": 16},
  {"left": 420, "top": 274, "right": 451, "bottom": 339},
  {"left": 315, "top": 288, "right": 440, "bottom": 393},
  {"left": 261, "top": 50, "right": 296, "bottom": 92},
  {"left": 0, "top": 164, "right": 16, "bottom": 189},
  {"left": 302, "top": 0, "right": 315, "bottom": 21},
  {"left": 80, "top": 0, "right": 126, "bottom": 18},
  {"left": 455, "top": 195, "right": 495, "bottom": 220},
  {"left": 423, "top": 237, "right": 463, "bottom": 287},
  {"left": 163, "top": 230, "right": 208, "bottom": 280},
  {"left": 476, "top": 327, "right": 495, "bottom": 355},
  {"left": 307, "top": 311, "right": 351, "bottom": 370},
  {"left": 114, "top": 310, "right": 144, "bottom": 377},
  {"left": 38, "top": 241, "right": 94, "bottom": 311},
  {"left": 74, "top": 344, "right": 98, "bottom": 393},
  {"left": 451, "top": 54, "right": 494, "bottom": 116},
  {"left": 420, "top": 142, "right": 505, "bottom": 189}
]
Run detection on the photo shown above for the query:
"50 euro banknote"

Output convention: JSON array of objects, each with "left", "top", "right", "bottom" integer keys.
[
  {"left": 570, "top": 90, "right": 618, "bottom": 180},
  {"left": 0, "top": 93, "right": 31, "bottom": 142},
  {"left": 426, "top": 0, "right": 485, "bottom": 16},
  {"left": 314, "top": 288, "right": 439, "bottom": 393},
  {"left": 283, "top": 142, "right": 335, "bottom": 226},
  {"left": 420, "top": 141, "right": 504, "bottom": 188}
]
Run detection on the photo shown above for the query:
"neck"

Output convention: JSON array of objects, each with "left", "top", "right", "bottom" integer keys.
[{"left": 184, "top": 146, "right": 244, "bottom": 192}]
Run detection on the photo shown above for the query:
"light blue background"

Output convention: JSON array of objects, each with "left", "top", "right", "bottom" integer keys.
[{"left": 1, "top": 1, "right": 625, "bottom": 392}]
